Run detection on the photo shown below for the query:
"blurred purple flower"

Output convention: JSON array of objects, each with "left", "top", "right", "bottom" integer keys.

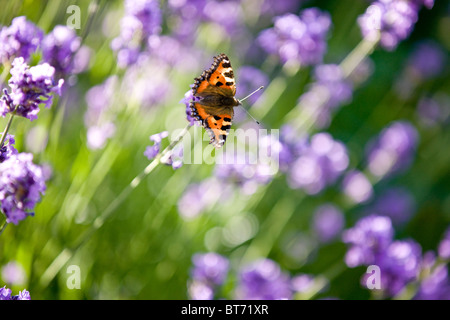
[
  {"left": 416, "top": 96, "right": 450, "bottom": 128},
  {"left": 168, "top": 0, "right": 244, "bottom": 42},
  {"left": 0, "top": 153, "right": 46, "bottom": 225},
  {"left": 365, "top": 121, "right": 419, "bottom": 178},
  {"left": 111, "top": 0, "right": 162, "bottom": 68},
  {"left": 278, "top": 124, "right": 309, "bottom": 171},
  {"left": 0, "top": 57, "right": 64, "bottom": 121},
  {"left": 214, "top": 154, "right": 274, "bottom": 195},
  {"left": 312, "top": 204, "right": 345, "bottom": 243},
  {"left": 344, "top": 214, "right": 424, "bottom": 297},
  {"left": 236, "top": 259, "right": 292, "bottom": 300},
  {"left": 438, "top": 227, "right": 450, "bottom": 260},
  {"left": 188, "top": 252, "right": 229, "bottom": 300},
  {"left": 87, "top": 123, "right": 116, "bottom": 150},
  {"left": 235, "top": 66, "right": 269, "bottom": 106},
  {"left": 121, "top": 56, "right": 172, "bottom": 107},
  {"left": 414, "top": 252, "right": 450, "bottom": 300},
  {"left": 291, "top": 274, "right": 315, "bottom": 293},
  {"left": 213, "top": 131, "right": 281, "bottom": 194},
  {"left": 377, "top": 239, "right": 422, "bottom": 296},
  {"left": 343, "top": 215, "right": 394, "bottom": 267},
  {"left": 0, "top": 16, "right": 43, "bottom": 63},
  {"left": 258, "top": 8, "right": 332, "bottom": 65},
  {"left": 144, "top": 131, "right": 168, "bottom": 160},
  {"left": 147, "top": 35, "right": 201, "bottom": 72},
  {"left": 370, "top": 187, "right": 415, "bottom": 226},
  {"left": 0, "top": 286, "right": 30, "bottom": 300},
  {"left": 1, "top": 261, "right": 26, "bottom": 285},
  {"left": 178, "top": 178, "right": 231, "bottom": 220},
  {"left": 260, "top": 0, "right": 303, "bottom": 18},
  {"left": 407, "top": 40, "right": 447, "bottom": 80},
  {"left": 298, "top": 64, "right": 353, "bottom": 129},
  {"left": 191, "top": 253, "right": 229, "bottom": 286},
  {"left": 342, "top": 170, "right": 374, "bottom": 204},
  {"left": 188, "top": 280, "right": 214, "bottom": 300},
  {"left": 287, "top": 132, "right": 349, "bottom": 195},
  {"left": 358, "top": 0, "right": 434, "bottom": 50},
  {"left": 41, "top": 25, "right": 82, "bottom": 76},
  {"left": 84, "top": 76, "right": 118, "bottom": 150},
  {"left": 0, "top": 134, "right": 18, "bottom": 163}
]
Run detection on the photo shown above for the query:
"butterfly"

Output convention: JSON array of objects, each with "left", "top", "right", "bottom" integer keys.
[{"left": 189, "top": 53, "right": 240, "bottom": 149}]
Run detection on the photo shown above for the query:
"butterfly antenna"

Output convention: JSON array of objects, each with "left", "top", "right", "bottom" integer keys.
[{"left": 238, "top": 86, "right": 264, "bottom": 125}]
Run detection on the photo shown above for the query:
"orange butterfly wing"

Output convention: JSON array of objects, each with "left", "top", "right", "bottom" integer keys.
[{"left": 190, "top": 54, "right": 238, "bottom": 148}]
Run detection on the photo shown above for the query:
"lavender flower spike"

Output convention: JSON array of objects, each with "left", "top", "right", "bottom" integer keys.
[
  {"left": 358, "top": 0, "right": 435, "bottom": 50},
  {"left": 0, "top": 286, "right": 30, "bottom": 300},
  {"left": 0, "top": 57, "right": 64, "bottom": 121},
  {"left": 258, "top": 8, "right": 332, "bottom": 65},
  {"left": 0, "top": 16, "right": 43, "bottom": 63},
  {"left": 236, "top": 259, "right": 292, "bottom": 300},
  {"left": 0, "top": 134, "right": 18, "bottom": 163},
  {"left": 0, "top": 153, "right": 46, "bottom": 225},
  {"left": 41, "top": 25, "right": 82, "bottom": 76},
  {"left": 144, "top": 131, "right": 168, "bottom": 160}
]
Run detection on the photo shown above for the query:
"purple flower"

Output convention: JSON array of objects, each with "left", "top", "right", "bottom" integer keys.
[
  {"left": 416, "top": 96, "right": 450, "bottom": 128},
  {"left": 341, "top": 170, "right": 374, "bottom": 204},
  {"left": 191, "top": 253, "right": 229, "bottom": 286},
  {"left": 287, "top": 132, "right": 349, "bottom": 195},
  {"left": 188, "top": 252, "right": 229, "bottom": 300},
  {"left": 181, "top": 88, "right": 197, "bottom": 126},
  {"left": 121, "top": 56, "right": 172, "bottom": 107},
  {"left": 84, "top": 76, "right": 118, "bottom": 150},
  {"left": 0, "top": 153, "right": 46, "bottom": 225},
  {"left": 438, "top": 227, "right": 450, "bottom": 260},
  {"left": 407, "top": 40, "right": 447, "bottom": 80},
  {"left": 1, "top": 261, "right": 26, "bottom": 285},
  {"left": 415, "top": 252, "right": 450, "bottom": 300},
  {"left": 370, "top": 187, "right": 415, "bottom": 226},
  {"left": 260, "top": 0, "right": 303, "bottom": 17},
  {"left": 365, "top": 121, "right": 418, "bottom": 178},
  {"left": 188, "top": 281, "right": 214, "bottom": 300},
  {"left": 0, "top": 286, "right": 30, "bottom": 300},
  {"left": 278, "top": 125, "right": 309, "bottom": 171},
  {"left": 358, "top": 0, "right": 434, "bottom": 50},
  {"left": 41, "top": 25, "right": 82, "bottom": 76},
  {"left": 343, "top": 215, "right": 394, "bottom": 267},
  {"left": 377, "top": 239, "right": 422, "bottom": 296},
  {"left": 0, "top": 57, "right": 64, "bottom": 121},
  {"left": 235, "top": 66, "right": 269, "bottom": 106},
  {"left": 236, "top": 259, "right": 292, "bottom": 300},
  {"left": 312, "top": 204, "right": 345, "bottom": 243},
  {"left": 86, "top": 123, "right": 116, "bottom": 150},
  {"left": 111, "top": 0, "right": 162, "bottom": 68},
  {"left": 0, "top": 16, "right": 43, "bottom": 63},
  {"left": 161, "top": 145, "right": 183, "bottom": 170},
  {"left": 168, "top": 0, "right": 244, "bottom": 42},
  {"left": 258, "top": 8, "right": 332, "bottom": 65},
  {"left": 291, "top": 274, "right": 315, "bottom": 294},
  {"left": 0, "top": 134, "right": 18, "bottom": 163},
  {"left": 298, "top": 64, "right": 353, "bottom": 129},
  {"left": 144, "top": 131, "right": 168, "bottom": 160},
  {"left": 177, "top": 178, "right": 231, "bottom": 220},
  {"left": 202, "top": 1, "right": 244, "bottom": 34}
]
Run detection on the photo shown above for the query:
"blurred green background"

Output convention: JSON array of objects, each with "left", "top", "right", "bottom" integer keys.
[{"left": 0, "top": 0, "right": 449, "bottom": 299}]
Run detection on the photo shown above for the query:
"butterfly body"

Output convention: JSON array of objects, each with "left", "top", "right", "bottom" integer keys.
[{"left": 190, "top": 53, "right": 239, "bottom": 148}]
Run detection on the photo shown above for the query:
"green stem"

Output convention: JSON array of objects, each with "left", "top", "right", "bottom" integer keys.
[
  {"left": 40, "top": 124, "right": 192, "bottom": 287},
  {"left": 0, "top": 219, "right": 8, "bottom": 236},
  {"left": 339, "top": 34, "right": 380, "bottom": 78},
  {"left": 0, "top": 113, "right": 14, "bottom": 149}
]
